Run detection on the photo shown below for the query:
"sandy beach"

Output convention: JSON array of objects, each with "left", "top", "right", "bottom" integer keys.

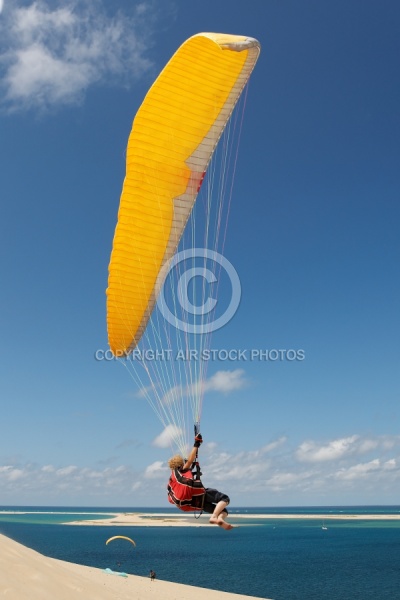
[
  {"left": 63, "top": 511, "right": 400, "bottom": 527},
  {"left": 0, "top": 533, "right": 268, "bottom": 600}
]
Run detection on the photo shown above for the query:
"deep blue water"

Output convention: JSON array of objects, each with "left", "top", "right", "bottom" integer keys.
[{"left": 1, "top": 507, "right": 400, "bottom": 600}]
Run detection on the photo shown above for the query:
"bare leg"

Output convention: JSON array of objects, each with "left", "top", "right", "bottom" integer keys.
[
  {"left": 209, "top": 500, "right": 227, "bottom": 522},
  {"left": 209, "top": 501, "right": 233, "bottom": 530},
  {"left": 216, "top": 509, "right": 233, "bottom": 530}
]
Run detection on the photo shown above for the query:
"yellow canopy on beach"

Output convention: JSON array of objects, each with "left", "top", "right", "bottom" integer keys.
[{"left": 106, "top": 32, "right": 260, "bottom": 356}]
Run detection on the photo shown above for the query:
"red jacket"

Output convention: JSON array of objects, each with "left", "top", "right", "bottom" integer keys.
[{"left": 167, "top": 468, "right": 205, "bottom": 512}]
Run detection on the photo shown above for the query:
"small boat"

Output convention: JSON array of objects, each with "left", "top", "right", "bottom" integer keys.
[{"left": 322, "top": 520, "right": 328, "bottom": 530}]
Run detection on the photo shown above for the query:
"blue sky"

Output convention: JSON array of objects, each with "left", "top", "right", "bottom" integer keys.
[{"left": 1, "top": 0, "right": 399, "bottom": 507}]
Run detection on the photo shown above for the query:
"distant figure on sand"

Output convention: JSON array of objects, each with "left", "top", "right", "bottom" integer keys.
[
  {"left": 150, "top": 569, "right": 156, "bottom": 581},
  {"left": 167, "top": 433, "right": 233, "bottom": 530}
]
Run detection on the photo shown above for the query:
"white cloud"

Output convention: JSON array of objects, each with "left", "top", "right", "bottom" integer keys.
[
  {"left": 152, "top": 424, "right": 183, "bottom": 448},
  {"left": 7, "top": 468, "right": 24, "bottom": 481},
  {"left": 382, "top": 437, "right": 399, "bottom": 450},
  {"left": 56, "top": 465, "right": 78, "bottom": 476},
  {"left": 0, "top": 0, "right": 155, "bottom": 111},
  {"left": 159, "top": 384, "right": 183, "bottom": 406},
  {"left": 260, "top": 436, "right": 287, "bottom": 454},
  {"left": 135, "top": 384, "right": 157, "bottom": 399},
  {"left": 335, "top": 459, "right": 381, "bottom": 481},
  {"left": 0, "top": 0, "right": 4, "bottom": 15},
  {"left": 335, "top": 457, "right": 398, "bottom": 482},
  {"left": 200, "top": 437, "right": 288, "bottom": 487},
  {"left": 203, "top": 369, "right": 247, "bottom": 393},
  {"left": 144, "top": 460, "right": 166, "bottom": 478},
  {"left": 195, "top": 433, "right": 400, "bottom": 500},
  {"left": 357, "top": 439, "right": 379, "bottom": 453},
  {"left": 1, "top": 434, "right": 400, "bottom": 504},
  {"left": 161, "top": 369, "right": 248, "bottom": 405},
  {"left": 296, "top": 435, "right": 359, "bottom": 463},
  {"left": 383, "top": 458, "right": 396, "bottom": 470},
  {"left": 295, "top": 434, "right": 400, "bottom": 464},
  {"left": 0, "top": 461, "right": 159, "bottom": 503},
  {"left": 0, "top": 466, "right": 25, "bottom": 481},
  {"left": 205, "top": 441, "right": 217, "bottom": 451},
  {"left": 266, "top": 470, "right": 313, "bottom": 492}
]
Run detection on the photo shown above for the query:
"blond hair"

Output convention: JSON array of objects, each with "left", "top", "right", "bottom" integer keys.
[{"left": 168, "top": 454, "right": 184, "bottom": 470}]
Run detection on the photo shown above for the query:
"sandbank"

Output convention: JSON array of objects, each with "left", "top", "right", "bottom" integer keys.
[
  {"left": 64, "top": 511, "right": 400, "bottom": 527},
  {"left": 0, "top": 533, "right": 268, "bottom": 600}
]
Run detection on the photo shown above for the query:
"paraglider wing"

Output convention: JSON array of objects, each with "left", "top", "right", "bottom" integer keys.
[
  {"left": 107, "top": 32, "right": 260, "bottom": 356},
  {"left": 105, "top": 535, "right": 136, "bottom": 547}
]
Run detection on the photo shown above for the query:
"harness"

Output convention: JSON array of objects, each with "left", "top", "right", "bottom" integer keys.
[
  {"left": 167, "top": 423, "right": 205, "bottom": 514},
  {"left": 167, "top": 468, "right": 205, "bottom": 512}
]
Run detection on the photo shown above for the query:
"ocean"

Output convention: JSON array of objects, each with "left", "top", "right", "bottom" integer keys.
[{"left": 1, "top": 506, "right": 400, "bottom": 600}]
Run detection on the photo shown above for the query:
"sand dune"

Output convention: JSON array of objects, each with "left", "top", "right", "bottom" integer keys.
[{"left": 0, "top": 533, "right": 269, "bottom": 600}]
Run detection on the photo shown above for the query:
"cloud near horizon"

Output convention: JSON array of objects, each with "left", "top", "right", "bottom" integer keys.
[
  {"left": 295, "top": 434, "right": 400, "bottom": 464},
  {"left": 185, "top": 434, "right": 400, "bottom": 499},
  {"left": 2, "top": 433, "right": 400, "bottom": 504},
  {"left": 0, "top": 0, "right": 155, "bottom": 111},
  {"left": 296, "top": 435, "right": 360, "bottom": 463}
]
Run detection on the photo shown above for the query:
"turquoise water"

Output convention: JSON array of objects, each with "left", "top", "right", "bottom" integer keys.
[
  {"left": 1, "top": 506, "right": 400, "bottom": 599},
  {"left": 0, "top": 509, "right": 114, "bottom": 525}
]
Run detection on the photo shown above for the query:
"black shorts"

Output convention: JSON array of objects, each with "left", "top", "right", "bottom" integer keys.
[{"left": 202, "top": 488, "right": 230, "bottom": 515}]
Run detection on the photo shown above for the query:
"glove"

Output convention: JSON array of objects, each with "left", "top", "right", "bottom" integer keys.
[{"left": 194, "top": 433, "right": 203, "bottom": 448}]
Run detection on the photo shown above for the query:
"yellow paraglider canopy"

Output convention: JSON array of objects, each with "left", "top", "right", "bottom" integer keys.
[
  {"left": 107, "top": 32, "right": 260, "bottom": 356},
  {"left": 106, "top": 535, "right": 136, "bottom": 547}
]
